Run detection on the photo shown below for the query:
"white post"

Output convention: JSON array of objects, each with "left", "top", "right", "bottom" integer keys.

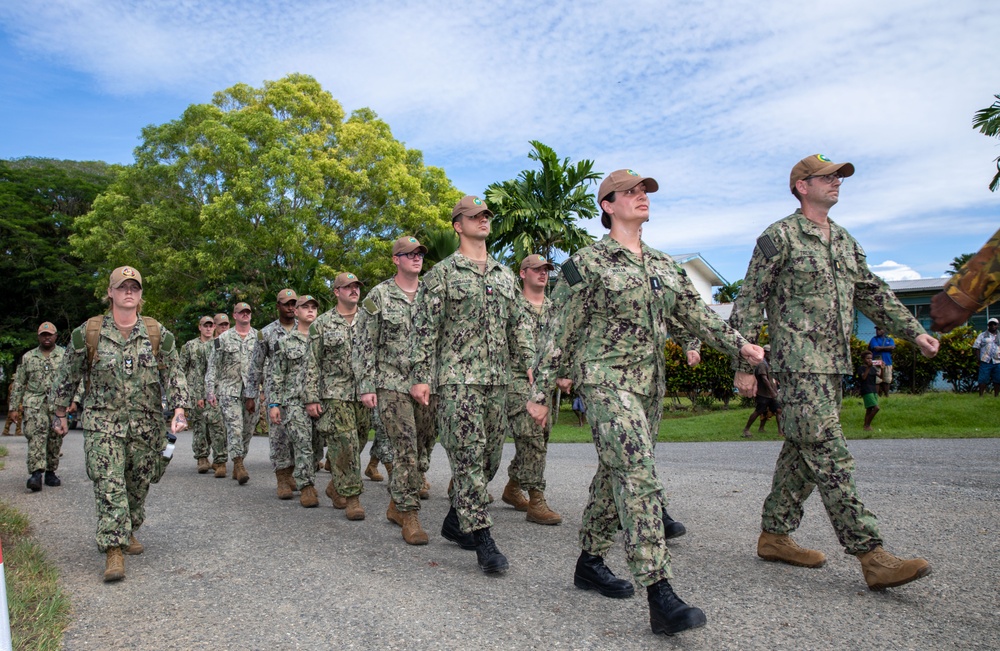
[{"left": 0, "top": 539, "right": 12, "bottom": 651}]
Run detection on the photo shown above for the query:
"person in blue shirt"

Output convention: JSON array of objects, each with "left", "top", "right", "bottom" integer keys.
[{"left": 868, "top": 326, "right": 895, "bottom": 397}]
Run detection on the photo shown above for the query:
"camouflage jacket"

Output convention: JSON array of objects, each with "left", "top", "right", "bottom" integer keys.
[
  {"left": 353, "top": 278, "right": 426, "bottom": 395},
  {"left": 10, "top": 346, "right": 65, "bottom": 410},
  {"left": 178, "top": 338, "right": 211, "bottom": 401},
  {"left": 270, "top": 329, "right": 310, "bottom": 406},
  {"left": 303, "top": 309, "right": 359, "bottom": 403},
  {"left": 533, "top": 236, "right": 749, "bottom": 400},
  {"left": 730, "top": 210, "right": 926, "bottom": 375},
  {"left": 509, "top": 294, "right": 549, "bottom": 395},
  {"left": 944, "top": 226, "right": 1000, "bottom": 312},
  {"left": 411, "top": 252, "right": 534, "bottom": 388},
  {"left": 247, "top": 319, "right": 296, "bottom": 403},
  {"left": 205, "top": 327, "right": 259, "bottom": 399},
  {"left": 50, "top": 315, "right": 189, "bottom": 433}
]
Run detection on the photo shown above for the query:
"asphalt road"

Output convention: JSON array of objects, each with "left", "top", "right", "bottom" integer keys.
[{"left": 1, "top": 425, "right": 998, "bottom": 650}]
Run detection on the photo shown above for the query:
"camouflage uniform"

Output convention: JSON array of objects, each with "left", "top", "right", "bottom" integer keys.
[
  {"left": 304, "top": 310, "right": 363, "bottom": 498},
  {"left": 354, "top": 278, "right": 435, "bottom": 512},
  {"left": 179, "top": 337, "right": 214, "bottom": 461},
  {"left": 270, "top": 329, "right": 316, "bottom": 489},
  {"left": 730, "top": 209, "right": 928, "bottom": 555},
  {"left": 943, "top": 226, "right": 1000, "bottom": 313},
  {"left": 10, "top": 346, "right": 66, "bottom": 474},
  {"left": 206, "top": 326, "right": 259, "bottom": 461},
  {"left": 412, "top": 253, "right": 534, "bottom": 533},
  {"left": 505, "top": 294, "right": 550, "bottom": 491},
  {"left": 50, "top": 315, "right": 188, "bottom": 552},
  {"left": 247, "top": 319, "right": 295, "bottom": 471},
  {"left": 533, "top": 236, "right": 749, "bottom": 586},
  {"left": 369, "top": 406, "right": 394, "bottom": 464}
]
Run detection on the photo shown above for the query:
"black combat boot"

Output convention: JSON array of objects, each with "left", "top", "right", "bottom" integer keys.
[
  {"left": 574, "top": 550, "right": 635, "bottom": 598},
  {"left": 663, "top": 511, "right": 687, "bottom": 539},
  {"left": 441, "top": 507, "right": 476, "bottom": 550},
  {"left": 647, "top": 579, "right": 707, "bottom": 636},
  {"left": 44, "top": 470, "right": 62, "bottom": 487},
  {"left": 473, "top": 527, "right": 509, "bottom": 574},
  {"left": 26, "top": 470, "right": 43, "bottom": 492}
]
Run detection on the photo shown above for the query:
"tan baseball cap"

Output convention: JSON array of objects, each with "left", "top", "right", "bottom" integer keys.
[
  {"left": 452, "top": 195, "right": 493, "bottom": 222},
  {"left": 234, "top": 302, "right": 252, "bottom": 313},
  {"left": 333, "top": 272, "right": 363, "bottom": 289},
  {"left": 276, "top": 288, "right": 298, "bottom": 304},
  {"left": 295, "top": 294, "right": 319, "bottom": 307},
  {"left": 597, "top": 169, "right": 659, "bottom": 201},
  {"left": 213, "top": 313, "right": 230, "bottom": 325},
  {"left": 109, "top": 266, "right": 143, "bottom": 289},
  {"left": 392, "top": 235, "right": 428, "bottom": 256},
  {"left": 37, "top": 322, "right": 57, "bottom": 334},
  {"left": 199, "top": 316, "right": 215, "bottom": 326},
  {"left": 789, "top": 154, "right": 855, "bottom": 191},
  {"left": 520, "top": 254, "right": 554, "bottom": 271}
]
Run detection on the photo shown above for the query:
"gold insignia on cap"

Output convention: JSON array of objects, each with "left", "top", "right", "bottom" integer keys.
[{"left": 122, "top": 267, "right": 136, "bottom": 277}]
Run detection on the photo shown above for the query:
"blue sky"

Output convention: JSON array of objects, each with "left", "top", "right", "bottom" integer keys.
[{"left": 1, "top": 1, "right": 997, "bottom": 287}]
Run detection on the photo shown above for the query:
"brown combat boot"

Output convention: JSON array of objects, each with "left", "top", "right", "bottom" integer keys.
[
  {"left": 233, "top": 457, "right": 249, "bottom": 485},
  {"left": 419, "top": 477, "right": 431, "bottom": 500},
  {"left": 757, "top": 531, "right": 826, "bottom": 568},
  {"left": 275, "top": 467, "right": 294, "bottom": 500},
  {"left": 400, "top": 510, "right": 429, "bottom": 545},
  {"left": 196, "top": 457, "right": 211, "bottom": 474},
  {"left": 386, "top": 500, "right": 404, "bottom": 527},
  {"left": 104, "top": 548, "right": 125, "bottom": 582},
  {"left": 123, "top": 533, "right": 144, "bottom": 555},
  {"left": 526, "top": 489, "right": 562, "bottom": 525},
  {"left": 857, "top": 546, "right": 931, "bottom": 590},
  {"left": 364, "top": 456, "right": 384, "bottom": 482},
  {"left": 299, "top": 485, "right": 319, "bottom": 508},
  {"left": 501, "top": 479, "right": 529, "bottom": 511},
  {"left": 326, "top": 480, "right": 346, "bottom": 509},
  {"left": 345, "top": 495, "right": 366, "bottom": 521},
  {"left": 213, "top": 462, "right": 227, "bottom": 478}
]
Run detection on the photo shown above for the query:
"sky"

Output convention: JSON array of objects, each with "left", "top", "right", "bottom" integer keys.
[{"left": 1, "top": 1, "right": 997, "bottom": 287}]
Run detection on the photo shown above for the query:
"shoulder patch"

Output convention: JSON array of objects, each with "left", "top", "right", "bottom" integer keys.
[
  {"left": 756, "top": 234, "right": 779, "bottom": 259},
  {"left": 71, "top": 327, "right": 87, "bottom": 352},
  {"left": 214, "top": 338, "right": 221, "bottom": 350},
  {"left": 257, "top": 330, "right": 264, "bottom": 341},
  {"left": 161, "top": 331, "right": 175, "bottom": 353},
  {"left": 561, "top": 259, "right": 583, "bottom": 287},
  {"left": 674, "top": 263, "right": 687, "bottom": 277},
  {"left": 362, "top": 297, "right": 379, "bottom": 315}
]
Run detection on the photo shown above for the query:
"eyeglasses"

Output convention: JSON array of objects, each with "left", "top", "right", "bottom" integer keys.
[
  {"left": 397, "top": 251, "right": 425, "bottom": 260},
  {"left": 805, "top": 174, "right": 845, "bottom": 185}
]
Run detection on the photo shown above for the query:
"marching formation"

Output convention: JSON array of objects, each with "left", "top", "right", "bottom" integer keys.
[{"left": 9, "top": 156, "right": 976, "bottom": 639}]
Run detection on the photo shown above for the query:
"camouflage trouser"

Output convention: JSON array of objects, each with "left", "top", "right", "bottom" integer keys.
[
  {"left": 378, "top": 389, "right": 435, "bottom": 511},
  {"left": 22, "top": 402, "right": 62, "bottom": 473},
  {"left": 189, "top": 403, "right": 209, "bottom": 460},
  {"left": 264, "top": 393, "right": 293, "bottom": 471},
  {"left": 204, "top": 402, "right": 227, "bottom": 463},
  {"left": 505, "top": 390, "right": 549, "bottom": 491},
  {"left": 417, "top": 395, "right": 439, "bottom": 475},
  {"left": 763, "top": 373, "right": 882, "bottom": 555},
  {"left": 219, "top": 396, "right": 255, "bottom": 460},
  {"left": 438, "top": 384, "right": 507, "bottom": 534},
  {"left": 368, "top": 406, "right": 394, "bottom": 464},
  {"left": 281, "top": 404, "right": 316, "bottom": 489},
  {"left": 579, "top": 385, "right": 671, "bottom": 587},
  {"left": 315, "top": 399, "right": 363, "bottom": 498},
  {"left": 83, "top": 415, "right": 165, "bottom": 552}
]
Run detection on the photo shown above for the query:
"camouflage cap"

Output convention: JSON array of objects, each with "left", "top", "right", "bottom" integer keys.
[
  {"left": 333, "top": 272, "right": 363, "bottom": 289},
  {"left": 199, "top": 316, "right": 215, "bottom": 326},
  {"left": 597, "top": 169, "right": 659, "bottom": 201},
  {"left": 295, "top": 294, "right": 319, "bottom": 308},
  {"left": 109, "top": 266, "right": 143, "bottom": 289},
  {"left": 452, "top": 195, "right": 493, "bottom": 222},
  {"left": 519, "top": 254, "right": 554, "bottom": 271},
  {"left": 789, "top": 154, "right": 855, "bottom": 191},
  {"left": 213, "top": 313, "right": 230, "bottom": 325},
  {"left": 276, "top": 288, "right": 298, "bottom": 304},
  {"left": 234, "top": 302, "right": 252, "bottom": 313},
  {"left": 392, "top": 235, "right": 427, "bottom": 256},
  {"left": 37, "top": 322, "right": 57, "bottom": 334}
]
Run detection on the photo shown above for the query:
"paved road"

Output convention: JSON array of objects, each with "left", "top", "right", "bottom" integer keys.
[{"left": 1, "top": 426, "right": 998, "bottom": 650}]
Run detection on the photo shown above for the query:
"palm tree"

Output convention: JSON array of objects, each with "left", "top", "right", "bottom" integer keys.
[
  {"left": 946, "top": 253, "right": 974, "bottom": 276},
  {"left": 484, "top": 141, "right": 600, "bottom": 265},
  {"left": 713, "top": 279, "right": 743, "bottom": 303},
  {"left": 973, "top": 94, "right": 1000, "bottom": 192},
  {"left": 419, "top": 226, "right": 458, "bottom": 271}
]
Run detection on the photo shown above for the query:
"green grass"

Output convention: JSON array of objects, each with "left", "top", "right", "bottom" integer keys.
[
  {"left": 0, "top": 462, "right": 70, "bottom": 650},
  {"left": 546, "top": 392, "right": 1000, "bottom": 443}
]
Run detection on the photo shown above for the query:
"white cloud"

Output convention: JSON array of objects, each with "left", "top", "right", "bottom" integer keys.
[{"left": 869, "top": 260, "right": 921, "bottom": 281}]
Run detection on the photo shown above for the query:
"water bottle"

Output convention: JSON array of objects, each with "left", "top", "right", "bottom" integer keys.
[{"left": 163, "top": 432, "right": 177, "bottom": 459}]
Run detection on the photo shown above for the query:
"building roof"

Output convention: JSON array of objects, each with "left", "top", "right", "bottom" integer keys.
[
  {"left": 670, "top": 252, "right": 728, "bottom": 287},
  {"left": 887, "top": 278, "right": 947, "bottom": 292}
]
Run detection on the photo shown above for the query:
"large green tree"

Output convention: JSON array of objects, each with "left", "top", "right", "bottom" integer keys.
[
  {"left": 0, "top": 158, "right": 116, "bottom": 388},
  {"left": 973, "top": 94, "right": 1000, "bottom": 192},
  {"left": 484, "top": 141, "right": 599, "bottom": 266},
  {"left": 73, "top": 74, "right": 459, "bottom": 337}
]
